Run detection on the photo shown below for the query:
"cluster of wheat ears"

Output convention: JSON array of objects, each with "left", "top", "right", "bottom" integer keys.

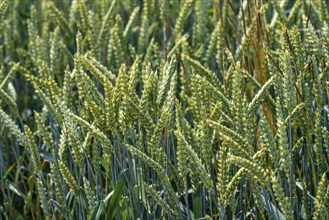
[{"left": 0, "top": 0, "right": 329, "bottom": 219}]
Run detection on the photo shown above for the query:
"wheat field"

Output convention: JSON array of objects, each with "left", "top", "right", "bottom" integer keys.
[{"left": 0, "top": 0, "right": 329, "bottom": 219}]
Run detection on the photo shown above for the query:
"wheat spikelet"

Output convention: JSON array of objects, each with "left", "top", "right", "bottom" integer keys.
[
  {"left": 58, "top": 160, "right": 79, "bottom": 197},
  {"left": 175, "top": 131, "right": 212, "bottom": 190},
  {"left": 205, "top": 21, "right": 220, "bottom": 65},
  {"left": 90, "top": 139, "right": 100, "bottom": 176},
  {"left": 192, "top": 0, "right": 205, "bottom": 47},
  {"left": 0, "top": 63, "right": 19, "bottom": 90},
  {"left": 82, "top": 131, "right": 92, "bottom": 153},
  {"left": 35, "top": 111, "right": 54, "bottom": 153},
  {"left": 83, "top": 177, "right": 97, "bottom": 215},
  {"left": 300, "top": 179, "right": 311, "bottom": 219},
  {"left": 146, "top": 184, "right": 178, "bottom": 219},
  {"left": 27, "top": 8, "right": 38, "bottom": 61},
  {"left": 249, "top": 76, "right": 276, "bottom": 113},
  {"left": 303, "top": 15, "right": 320, "bottom": 58},
  {"left": 315, "top": 0, "right": 329, "bottom": 25},
  {"left": 104, "top": 76, "right": 115, "bottom": 129},
  {"left": 0, "top": 88, "right": 17, "bottom": 115},
  {"left": 271, "top": 173, "right": 293, "bottom": 220},
  {"left": 287, "top": 1, "right": 302, "bottom": 25},
  {"left": 97, "top": 0, "right": 116, "bottom": 46},
  {"left": 174, "top": 0, "right": 193, "bottom": 36},
  {"left": 322, "top": 128, "right": 329, "bottom": 164},
  {"left": 58, "top": 128, "right": 67, "bottom": 161},
  {"left": 74, "top": 64, "right": 104, "bottom": 108},
  {"left": 230, "top": 65, "right": 243, "bottom": 133},
  {"left": 123, "top": 6, "right": 139, "bottom": 40},
  {"left": 30, "top": 81, "right": 62, "bottom": 124},
  {"left": 50, "top": 163, "right": 63, "bottom": 203},
  {"left": 243, "top": 69, "right": 276, "bottom": 109},
  {"left": 81, "top": 55, "right": 115, "bottom": 84},
  {"left": 47, "top": 2, "right": 72, "bottom": 37},
  {"left": 199, "top": 123, "right": 213, "bottom": 169},
  {"left": 125, "top": 144, "right": 178, "bottom": 213},
  {"left": 242, "top": 94, "right": 255, "bottom": 149},
  {"left": 77, "top": 0, "right": 90, "bottom": 34},
  {"left": 228, "top": 155, "right": 269, "bottom": 185},
  {"left": 221, "top": 131, "right": 250, "bottom": 158},
  {"left": 276, "top": 119, "right": 291, "bottom": 181},
  {"left": 217, "top": 140, "right": 229, "bottom": 204},
  {"left": 314, "top": 113, "right": 324, "bottom": 173},
  {"left": 222, "top": 167, "right": 246, "bottom": 204},
  {"left": 65, "top": 122, "right": 84, "bottom": 168},
  {"left": 68, "top": 0, "right": 78, "bottom": 26},
  {"left": 67, "top": 111, "right": 110, "bottom": 147},
  {"left": 252, "top": 182, "right": 266, "bottom": 219},
  {"left": 182, "top": 54, "right": 221, "bottom": 89},
  {"left": 138, "top": 0, "right": 149, "bottom": 52},
  {"left": 207, "top": 119, "right": 246, "bottom": 149},
  {"left": 141, "top": 64, "right": 157, "bottom": 121},
  {"left": 36, "top": 178, "right": 50, "bottom": 220},
  {"left": 62, "top": 66, "right": 73, "bottom": 109},
  {"left": 313, "top": 173, "right": 328, "bottom": 219},
  {"left": 292, "top": 136, "right": 304, "bottom": 155},
  {"left": 0, "top": 108, "right": 27, "bottom": 147},
  {"left": 25, "top": 125, "right": 41, "bottom": 171},
  {"left": 128, "top": 98, "right": 154, "bottom": 132},
  {"left": 216, "top": 21, "right": 224, "bottom": 72},
  {"left": 157, "top": 57, "right": 176, "bottom": 110},
  {"left": 111, "top": 15, "right": 125, "bottom": 67},
  {"left": 0, "top": 0, "right": 8, "bottom": 21},
  {"left": 175, "top": 104, "right": 190, "bottom": 179},
  {"left": 49, "top": 26, "right": 60, "bottom": 77}
]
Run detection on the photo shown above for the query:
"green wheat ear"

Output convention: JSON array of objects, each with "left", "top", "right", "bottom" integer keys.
[
  {"left": 50, "top": 163, "right": 63, "bottom": 203},
  {"left": 125, "top": 144, "right": 178, "bottom": 214},
  {"left": 58, "top": 128, "right": 68, "bottom": 161},
  {"left": 174, "top": 0, "right": 193, "bottom": 37},
  {"left": 123, "top": 6, "right": 140, "bottom": 40},
  {"left": 145, "top": 184, "right": 178, "bottom": 219},
  {"left": 0, "top": 63, "right": 19, "bottom": 90},
  {"left": 111, "top": 14, "right": 124, "bottom": 67},
  {"left": 313, "top": 173, "right": 329, "bottom": 219},
  {"left": 98, "top": 0, "right": 117, "bottom": 46},
  {"left": 0, "top": 0, "right": 8, "bottom": 21},
  {"left": 138, "top": 0, "right": 149, "bottom": 52},
  {"left": 227, "top": 155, "right": 269, "bottom": 185},
  {"left": 175, "top": 130, "right": 213, "bottom": 190},
  {"left": 58, "top": 160, "right": 79, "bottom": 197},
  {"left": 217, "top": 140, "right": 229, "bottom": 204},
  {"left": 0, "top": 108, "right": 27, "bottom": 147},
  {"left": 25, "top": 125, "right": 41, "bottom": 172},
  {"left": 175, "top": 102, "right": 189, "bottom": 179},
  {"left": 248, "top": 76, "right": 276, "bottom": 113},
  {"left": 271, "top": 173, "right": 293, "bottom": 220},
  {"left": 48, "top": 2, "right": 72, "bottom": 37},
  {"left": 83, "top": 177, "right": 97, "bottom": 216},
  {"left": 35, "top": 111, "right": 54, "bottom": 153},
  {"left": 30, "top": 81, "right": 62, "bottom": 124},
  {"left": 36, "top": 177, "right": 50, "bottom": 220},
  {"left": 0, "top": 87, "right": 18, "bottom": 115},
  {"left": 2, "top": 0, "right": 329, "bottom": 219}
]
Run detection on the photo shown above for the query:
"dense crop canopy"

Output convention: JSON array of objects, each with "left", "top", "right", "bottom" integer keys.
[{"left": 0, "top": 0, "right": 329, "bottom": 219}]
